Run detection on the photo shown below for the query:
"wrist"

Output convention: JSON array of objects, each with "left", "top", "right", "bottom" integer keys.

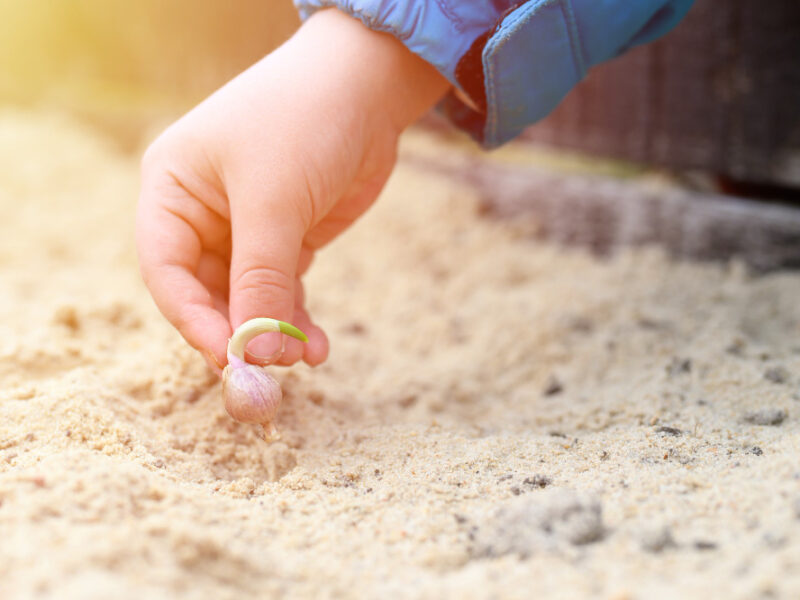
[{"left": 296, "top": 8, "right": 451, "bottom": 134}]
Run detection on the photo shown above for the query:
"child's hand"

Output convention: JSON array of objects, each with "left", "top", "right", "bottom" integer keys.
[{"left": 137, "top": 9, "right": 448, "bottom": 373}]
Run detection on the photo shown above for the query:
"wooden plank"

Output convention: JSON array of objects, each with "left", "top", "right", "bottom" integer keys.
[{"left": 409, "top": 154, "right": 800, "bottom": 271}]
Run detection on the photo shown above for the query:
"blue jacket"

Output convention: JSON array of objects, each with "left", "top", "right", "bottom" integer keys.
[{"left": 294, "top": 0, "right": 694, "bottom": 148}]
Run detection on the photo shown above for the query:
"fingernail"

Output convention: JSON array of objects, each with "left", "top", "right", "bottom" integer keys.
[{"left": 246, "top": 332, "right": 284, "bottom": 364}]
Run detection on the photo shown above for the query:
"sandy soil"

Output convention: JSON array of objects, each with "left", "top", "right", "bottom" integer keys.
[{"left": 1, "top": 112, "right": 799, "bottom": 599}]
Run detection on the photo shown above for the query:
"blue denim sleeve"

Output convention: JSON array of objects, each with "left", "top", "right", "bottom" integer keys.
[{"left": 293, "top": 0, "right": 695, "bottom": 148}]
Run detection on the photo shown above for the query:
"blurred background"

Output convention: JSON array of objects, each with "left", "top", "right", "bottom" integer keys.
[
  {"left": 1, "top": 0, "right": 798, "bottom": 269},
  {"left": 0, "top": 0, "right": 300, "bottom": 151},
  {"left": 2, "top": 0, "right": 798, "bottom": 188}
]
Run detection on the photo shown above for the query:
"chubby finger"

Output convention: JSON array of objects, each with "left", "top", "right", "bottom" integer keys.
[
  {"left": 273, "top": 278, "right": 306, "bottom": 365},
  {"left": 294, "top": 305, "right": 329, "bottom": 366},
  {"left": 228, "top": 180, "right": 307, "bottom": 363},
  {"left": 195, "top": 250, "right": 230, "bottom": 318},
  {"left": 273, "top": 279, "right": 325, "bottom": 366},
  {"left": 136, "top": 202, "right": 231, "bottom": 367},
  {"left": 297, "top": 244, "right": 315, "bottom": 276}
]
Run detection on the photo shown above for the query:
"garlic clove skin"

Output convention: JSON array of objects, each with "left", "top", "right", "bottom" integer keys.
[
  {"left": 222, "top": 352, "right": 282, "bottom": 426},
  {"left": 221, "top": 318, "right": 308, "bottom": 440}
]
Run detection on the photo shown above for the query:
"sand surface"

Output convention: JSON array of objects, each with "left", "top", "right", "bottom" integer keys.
[{"left": 1, "top": 112, "right": 799, "bottom": 599}]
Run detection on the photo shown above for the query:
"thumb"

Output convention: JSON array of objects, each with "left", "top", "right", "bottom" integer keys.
[{"left": 228, "top": 187, "right": 307, "bottom": 364}]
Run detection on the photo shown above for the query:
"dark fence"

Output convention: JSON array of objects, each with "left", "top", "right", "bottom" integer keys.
[{"left": 521, "top": 0, "right": 800, "bottom": 187}]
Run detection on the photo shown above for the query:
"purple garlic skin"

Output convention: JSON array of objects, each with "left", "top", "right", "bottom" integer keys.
[{"left": 222, "top": 353, "right": 283, "bottom": 425}]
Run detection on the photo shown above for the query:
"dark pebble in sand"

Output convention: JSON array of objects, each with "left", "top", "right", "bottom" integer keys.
[
  {"left": 694, "top": 540, "right": 718, "bottom": 551},
  {"left": 543, "top": 376, "right": 564, "bottom": 396},
  {"left": 726, "top": 338, "right": 746, "bottom": 355},
  {"left": 749, "top": 446, "right": 764, "bottom": 456},
  {"left": 397, "top": 394, "right": 418, "bottom": 408},
  {"left": 343, "top": 321, "right": 367, "bottom": 336},
  {"left": 640, "top": 527, "right": 676, "bottom": 553},
  {"left": 743, "top": 408, "right": 787, "bottom": 426},
  {"left": 308, "top": 391, "right": 325, "bottom": 406},
  {"left": 523, "top": 475, "right": 552, "bottom": 489},
  {"left": 655, "top": 426, "right": 682, "bottom": 436},
  {"left": 568, "top": 317, "right": 594, "bottom": 333},
  {"left": 764, "top": 367, "right": 790, "bottom": 385},
  {"left": 666, "top": 358, "right": 692, "bottom": 377}
]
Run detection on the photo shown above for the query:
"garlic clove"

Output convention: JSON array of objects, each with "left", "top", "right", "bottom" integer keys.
[
  {"left": 221, "top": 318, "right": 308, "bottom": 438},
  {"left": 222, "top": 353, "right": 283, "bottom": 425}
]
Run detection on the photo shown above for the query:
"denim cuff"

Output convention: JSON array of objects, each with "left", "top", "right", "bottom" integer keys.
[
  {"left": 293, "top": 1, "right": 502, "bottom": 89},
  {"left": 447, "top": 0, "right": 695, "bottom": 148},
  {"left": 294, "top": 0, "right": 695, "bottom": 148}
]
